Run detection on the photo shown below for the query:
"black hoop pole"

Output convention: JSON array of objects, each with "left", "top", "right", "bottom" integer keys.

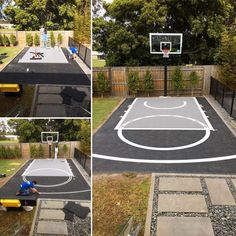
[{"left": 49, "top": 144, "right": 51, "bottom": 158}]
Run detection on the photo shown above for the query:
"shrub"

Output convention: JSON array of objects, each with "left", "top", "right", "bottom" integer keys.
[
  {"left": 62, "top": 144, "right": 68, "bottom": 158},
  {"left": 50, "top": 31, "right": 56, "bottom": 47},
  {"left": 9, "top": 34, "right": 17, "bottom": 46},
  {"left": 189, "top": 71, "right": 200, "bottom": 96},
  {"left": 97, "top": 72, "right": 110, "bottom": 98},
  {"left": 144, "top": 70, "right": 154, "bottom": 96},
  {"left": 2, "top": 34, "right": 10, "bottom": 47},
  {"left": 172, "top": 66, "right": 184, "bottom": 96},
  {"left": 38, "top": 144, "right": 44, "bottom": 158},
  {"left": 13, "top": 146, "right": 21, "bottom": 158},
  {"left": 128, "top": 71, "right": 139, "bottom": 97},
  {"left": 26, "top": 33, "right": 33, "bottom": 46},
  {"left": 57, "top": 33, "right": 63, "bottom": 46},
  {"left": 0, "top": 34, "right": 3, "bottom": 46},
  {"left": 30, "top": 145, "right": 37, "bottom": 158},
  {"left": 34, "top": 33, "right": 40, "bottom": 46}
]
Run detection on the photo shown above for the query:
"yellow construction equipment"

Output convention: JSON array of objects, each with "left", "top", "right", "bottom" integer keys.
[
  {"left": 0, "top": 84, "right": 21, "bottom": 93},
  {"left": 0, "top": 199, "right": 21, "bottom": 208}
]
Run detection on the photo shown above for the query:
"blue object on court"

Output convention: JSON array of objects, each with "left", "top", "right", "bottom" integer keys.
[
  {"left": 69, "top": 47, "right": 78, "bottom": 54},
  {"left": 20, "top": 181, "right": 34, "bottom": 191}
]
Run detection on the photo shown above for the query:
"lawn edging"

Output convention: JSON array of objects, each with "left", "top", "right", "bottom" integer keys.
[{"left": 93, "top": 97, "right": 125, "bottom": 135}]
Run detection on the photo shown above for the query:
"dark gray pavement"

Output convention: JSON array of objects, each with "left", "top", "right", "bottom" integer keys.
[{"left": 93, "top": 97, "right": 236, "bottom": 174}]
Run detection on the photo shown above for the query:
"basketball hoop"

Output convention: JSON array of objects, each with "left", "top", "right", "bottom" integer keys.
[{"left": 162, "top": 49, "right": 170, "bottom": 58}]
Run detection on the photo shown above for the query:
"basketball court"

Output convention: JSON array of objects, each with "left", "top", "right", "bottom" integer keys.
[
  {"left": 93, "top": 97, "right": 236, "bottom": 174},
  {"left": 0, "top": 131, "right": 90, "bottom": 204},
  {"left": 0, "top": 159, "right": 90, "bottom": 203},
  {"left": 0, "top": 47, "right": 91, "bottom": 85}
]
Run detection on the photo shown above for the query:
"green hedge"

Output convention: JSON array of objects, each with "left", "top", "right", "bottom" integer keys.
[{"left": 0, "top": 146, "right": 21, "bottom": 159}]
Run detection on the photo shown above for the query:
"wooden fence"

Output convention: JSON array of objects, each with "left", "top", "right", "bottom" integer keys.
[{"left": 93, "top": 65, "right": 219, "bottom": 97}]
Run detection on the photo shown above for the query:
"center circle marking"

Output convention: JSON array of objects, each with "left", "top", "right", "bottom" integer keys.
[
  {"left": 118, "top": 115, "right": 210, "bottom": 151},
  {"left": 22, "top": 168, "right": 72, "bottom": 188}
]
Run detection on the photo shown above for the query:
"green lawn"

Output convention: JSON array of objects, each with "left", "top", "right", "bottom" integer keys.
[
  {"left": 93, "top": 174, "right": 151, "bottom": 236},
  {"left": 0, "top": 85, "right": 35, "bottom": 117},
  {"left": 93, "top": 58, "right": 106, "bottom": 67},
  {"left": 0, "top": 47, "right": 22, "bottom": 66},
  {"left": 0, "top": 159, "right": 25, "bottom": 177},
  {"left": 93, "top": 97, "right": 122, "bottom": 131},
  {"left": 0, "top": 140, "right": 19, "bottom": 144}
]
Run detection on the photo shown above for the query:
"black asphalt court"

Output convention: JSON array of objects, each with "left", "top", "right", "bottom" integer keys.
[
  {"left": 93, "top": 97, "right": 236, "bottom": 174},
  {"left": 0, "top": 48, "right": 90, "bottom": 85},
  {"left": 0, "top": 159, "right": 90, "bottom": 203}
]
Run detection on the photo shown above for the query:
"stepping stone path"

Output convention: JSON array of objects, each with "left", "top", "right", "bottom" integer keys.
[
  {"left": 145, "top": 175, "right": 236, "bottom": 236},
  {"left": 31, "top": 199, "right": 91, "bottom": 236}
]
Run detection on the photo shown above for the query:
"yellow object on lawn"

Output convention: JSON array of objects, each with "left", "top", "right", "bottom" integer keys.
[
  {"left": 0, "top": 199, "right": 21, "bottom": 208},
  {"left": 0, "top": 84, "right": 21, "bottom": 93}
]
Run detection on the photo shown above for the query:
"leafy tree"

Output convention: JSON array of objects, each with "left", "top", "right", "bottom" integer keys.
[
  {"left": 172, "top": 66, "right": 184, "bottom": 96},
  {"left": 96, "top": 72, "right": 110, "bottom": 98},
  {"left": 93, "top": 0, "right": 235, "bottom": 66},
  {"left": 26, "top": 33, "right": 33, "bottom": 46},
  {"left": 128, "top": 71, "right": 139, "bottom": 97},
  {"left": 50, "top": 31, "right": 55, "bottom": 47},
  {"left": 2, "top": 34, "right": 10, "bottom": 46},
  {"left": 9, "top": 33, "right": 17, "bottom": 46},
  {"left": 217, "top": 30, "right": 236, "bottom": 89},
  {"left": 3, "top": 0, "right": 85, "bottom": 30},
  {"left": 144, "top": 69, "right": 154, "bottom": 96},
  {"left": 189, "top": 71, "right": 200, "bottom": 96},
  {"left": 57, "top": 33, "right": 63, "bottom": 46},
  {"left": 74, "top": 0, "right": 91, "bottom": 44},
  {"left": 34, "top": 33, "right": 40, "bottom": 46}
]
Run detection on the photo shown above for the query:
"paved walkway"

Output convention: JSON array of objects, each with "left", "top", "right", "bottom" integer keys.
[
  {"left": 145, "top": 174, "right": 236, "bottom": 236},
  {"left": 30, "top": 199, "right": 91, "bottom": 236}
]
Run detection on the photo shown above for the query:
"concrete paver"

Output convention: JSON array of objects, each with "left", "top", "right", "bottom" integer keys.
[
  {"left": 205, "top": 178, "right": 235, "bottom": 205},
  {"left": 158, "top": 194, "right": 208, "bottom": 213},
  {"left": 39, "top": 209, "right": 65, "bottom": 220},
  {"left": 37, "top": 94, "right": 63, "bottom": 104},
  {"left": 37, "top": 221, "right": 68, "bottom": 235},
  {"left": 41, "top": 200, "right": 64, "bottom": 209},
  {"left": 159, "top": 177, "right": 202, "bottom": 192},
  {"left": 230, "top": 179, "right": 236, "bottom": 190},
  {"left": 38, "top": 86, "right": 62, "bottom": 94},
  {"left": 157, "top": 217, "right": 215, "bottom": 236}
]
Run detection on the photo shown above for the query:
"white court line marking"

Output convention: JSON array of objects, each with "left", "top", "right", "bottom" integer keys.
[
  {"left": 118, "top": 115, "right": 210, "bottom": 151},
  {"left": 93, "top": 153, "right": 236, "bottom": 164},
  {"left": 120, "top": 128, "right": 206, "bottom": 130},
  {"left": 193, "top": 97, "right": 214, "bottom": 131},
  {"left": 40, "top": 189, "right": 91, "bottom": 195},
  {"left": 22, "top": 160, "right": 35, "bottom": 176},
  {"left": 22, "top": 168, "right": 73, "bottom": 187},
  {"left": 144, "top": 100, "right": 187, "bottom": 110},
  {"left": 114, "top": 98, "right": 137, "bottom": 130},
  {"left": 64, "top": 159, "right": 74, "bottom": 177}
]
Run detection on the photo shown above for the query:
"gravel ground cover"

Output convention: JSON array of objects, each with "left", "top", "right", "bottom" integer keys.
[{"left": 150, "top": 175, "right": 236, "bottom": 236}]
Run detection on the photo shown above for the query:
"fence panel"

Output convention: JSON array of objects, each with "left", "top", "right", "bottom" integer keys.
[
  {"left": 210, "top": 77, "right": 236, "bottom": 118},
  {"left": 74, "top": 148, "right": 91, "bottom": 176},
  {"left": 68, "top": 37, "right": 91, "bottom": 68}
]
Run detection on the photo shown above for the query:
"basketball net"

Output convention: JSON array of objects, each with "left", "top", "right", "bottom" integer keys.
[
  {"left": 162, "top": 49, "right": 170, "bottom": 58},
  {"left": 48, "top": 140, "right": 53, "bottom": 146}
]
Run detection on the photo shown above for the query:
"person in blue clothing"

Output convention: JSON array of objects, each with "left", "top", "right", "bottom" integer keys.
[
  {"left": 16, "top": 180, "right": 40, "bottom": 196},
  {"left": 68, "top": 47, "right": 78, "bottom": 60}
]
